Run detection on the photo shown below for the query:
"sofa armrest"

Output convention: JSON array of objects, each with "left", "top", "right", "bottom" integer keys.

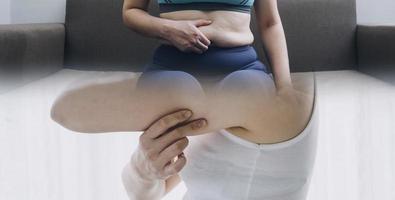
[
  {"left": 0, "top": 23, "right": 65, "bottom": 92},
  {"left": 357, "top": 25, "right": 395, "bottom": 84}
]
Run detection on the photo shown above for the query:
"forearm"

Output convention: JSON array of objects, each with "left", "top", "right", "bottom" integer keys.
[
  {"left": 123, "top": 8, "right": 173, "bottom": 40},
  {"left": 260, "top": 23, "right": 292, "bottom": 90}
]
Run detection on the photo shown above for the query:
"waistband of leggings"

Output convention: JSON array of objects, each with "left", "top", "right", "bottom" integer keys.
[
  {"left": 152, "top": 43, "right": 257, "bottom": 67},
  {"left": 153, "top": 43, "right": 254, "bottom": 56},
  {"left": 153, "top": 44, "right": 255, "bottom": 60}
]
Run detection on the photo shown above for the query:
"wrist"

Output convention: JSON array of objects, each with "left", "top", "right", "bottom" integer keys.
[
  {"left": 275, "top": 81, "right": 294, "bottom": 95},
  {"left": 158, "top": 19, "right": 175, "bottom": 41},
  {"left": 130, "top": 151, "right": 159, "bottom": 183},
  {"left": 271, "top": 67, "right": 292, "bottom": 90},
  {"left": 275, "top": 79, "right": 293, "bottom": 90},
  {"left": 122, "top": 161, "right": 166, "bottom": 200}
]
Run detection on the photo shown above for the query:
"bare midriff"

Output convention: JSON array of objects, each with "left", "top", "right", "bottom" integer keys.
[{"left": 159, "top": 10, "right": 254, "bottom": 48}]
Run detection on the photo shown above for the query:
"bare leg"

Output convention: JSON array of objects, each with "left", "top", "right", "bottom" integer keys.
[
  {"left": 50, "top": 70, "right": 249, "bottom": 134},
  {"left": 51, "top": 68, "right": 314, "bottom": 144}
]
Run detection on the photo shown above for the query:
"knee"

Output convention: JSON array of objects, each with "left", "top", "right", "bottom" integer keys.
[{"left": 50, "top": 90, "right": 86, "bottom": 133}]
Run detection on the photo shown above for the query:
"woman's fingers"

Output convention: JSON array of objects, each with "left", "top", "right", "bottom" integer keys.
[
  {"left": 197, "top": 31, "right": 211, "bottom": 46},
  {"left": 154, "top": 118, "right": 207, "bottom": 152},
  {"left": 131, "top": 109, "right": 208, "bottom": 181},
  {"left": 187, "top": 43, "right": 204, "bottom": 54},
  {"left": 194, "top": 38, "right": 209, "bottom": 52},
  {"left": 156, "top": 137, "right": 189, "bottom": 169},
  {"left": 146, "top": 117, "right": 207, "bottom": 172},
  {"left": 135, "top": 107, "right": 208, "bottom": 180},
  {"left": 163, "top": 152, "right": 187, "bottom": 177},
  {"left": 143, "top": 109, "right": 192, "bottom": 139}
]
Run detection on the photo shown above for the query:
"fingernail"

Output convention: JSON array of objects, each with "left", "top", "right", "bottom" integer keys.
[
  {"left": 183, "top": 110, "right": 192, "bottom": 118},
  {"left": 194, "top": 119, "right": 206, "bottom": 128}
]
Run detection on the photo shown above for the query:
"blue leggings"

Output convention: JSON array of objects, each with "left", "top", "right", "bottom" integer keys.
[{"left": 137, "top": 44, "right": 270, "bottom": 88}]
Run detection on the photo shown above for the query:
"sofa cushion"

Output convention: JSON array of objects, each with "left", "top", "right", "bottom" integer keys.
[{"left": 0, "top": 23, "right": 65, "bottom": 93}]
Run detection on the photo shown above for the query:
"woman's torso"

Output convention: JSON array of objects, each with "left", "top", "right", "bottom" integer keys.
[{"left": 159, "top": 10, "right": 254, "bottom": 47}]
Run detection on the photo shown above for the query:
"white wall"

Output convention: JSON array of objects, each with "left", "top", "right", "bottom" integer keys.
[
  {"left": 0, "top": 0, "right": 10, "bottom": 24},
  {"left": 10, "top": 0, "right": 66, "bottom": 24},
  {"left": 357, "top": 0, "right": 395, "bottom": 25}
]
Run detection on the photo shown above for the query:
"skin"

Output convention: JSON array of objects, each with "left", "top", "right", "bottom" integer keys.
[
  {"left": 50, "top": 0, "right": 315, "bottom": 198},
  {"left": 122, "top": 109, "right": 207, "bottom": 199}
]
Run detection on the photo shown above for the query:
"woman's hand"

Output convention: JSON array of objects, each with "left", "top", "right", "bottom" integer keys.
[
  {"left": 122, "top": 109, "right": 207, "bottom": 200},
  {"left": 132, "top": 109, "right": 207, "bottom": 181},
  {"left": 275, "top": 84, "right": 313, "bottom": 121},
  {"left": 276, "top": 85, "right": 302, "bottom": 106},
  {"left": 160, "top": 19, "right": 213, "bottom": 54}
]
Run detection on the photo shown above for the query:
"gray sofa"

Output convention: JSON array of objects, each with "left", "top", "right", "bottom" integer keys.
[{"left": 0, "top": 0, "right": 394, "bottom": 92}]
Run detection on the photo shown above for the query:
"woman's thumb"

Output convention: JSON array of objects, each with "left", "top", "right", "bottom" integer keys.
[{"left": 193, "top": 19, "right": 212, "bottom": 27}]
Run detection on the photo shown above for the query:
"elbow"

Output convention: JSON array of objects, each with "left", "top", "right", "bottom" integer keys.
[
  {"left": 260, "top": 18, "right": 281, "bottom": 31},
  {"left": 257, "top": 8, "right": 283, "bottom": 30},
  {"left": 122, "top": 2, "right": 134, "bottom": 27},
  {"left": 122, "top": 9, "right": 130, "bottom": 26},
  {"left": 122, "top": 6, "right": 137, "bottom": 27},
  {"left": 121, "top": 0, "right": 129, "bottom": 25}
]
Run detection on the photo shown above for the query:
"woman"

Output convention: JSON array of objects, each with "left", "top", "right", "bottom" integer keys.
[{"left": 51, "top": 0, "right": 318, "bottom": 199}]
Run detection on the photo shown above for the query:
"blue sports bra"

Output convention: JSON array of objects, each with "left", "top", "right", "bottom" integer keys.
[{"left": 158, "top": 0, "right": 255, "bottom": 14}]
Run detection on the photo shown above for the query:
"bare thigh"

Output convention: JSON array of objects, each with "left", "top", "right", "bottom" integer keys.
[
  {"left": 50, "top": 69, "right": 249, "bottom": 133},
  {"left": 134, "top": 69, "right": 247, "bottom": 133},
  {"left": 51, "top": 68, "right": 276, "bottom": 136}
]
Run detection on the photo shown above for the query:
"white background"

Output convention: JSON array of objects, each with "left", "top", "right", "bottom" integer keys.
[
  {"left": 0, "top": 0, "right": 10, "bottom": 24},
  {"left": 0, "top": 0, "right": 395, "bottom": 24}
]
